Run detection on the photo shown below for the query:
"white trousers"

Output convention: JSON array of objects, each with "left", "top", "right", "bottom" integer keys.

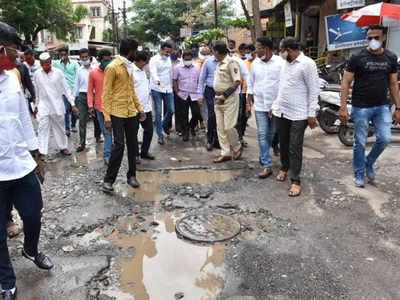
[{"left": 38, "top": 114, "right": 68, "bottom": 155}]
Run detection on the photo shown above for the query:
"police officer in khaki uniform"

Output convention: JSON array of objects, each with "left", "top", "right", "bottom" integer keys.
[{"left": 212, "top": 41, "right": 243, "bottom": 163}]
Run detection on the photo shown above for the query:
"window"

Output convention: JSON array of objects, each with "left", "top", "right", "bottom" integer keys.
[
  {"left": 76, "top": 27, "right": 83, "bottom": 39},
  {"left": 90, "top": 27, "right": 96, "bottom": 40},
  {"left": 90, "top": 7, "right": 101, "bottom": 17}
]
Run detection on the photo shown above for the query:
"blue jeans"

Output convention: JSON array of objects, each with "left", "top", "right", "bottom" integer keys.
[
  {"left": 351, "top": 105, "right": 392, "bottom": 177},
  {"left": 96, "top": 110, "right": 113, "bottom": 159},
  {"left": 0, "top": 171, "right": 43, "bottom": 290},
  {"left": 255, "top": 111, "right": 275, "bottom": 168},
  {"left": 63, "top": 95, "right": 77, "bottom": 131},
  {"left": 151, "top": 90, "right": 175, "bottom": 137}
]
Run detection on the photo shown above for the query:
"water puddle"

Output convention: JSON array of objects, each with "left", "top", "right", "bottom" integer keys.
[
  {"left": 115, "top": 169, "right": 243, "bottom": 202},
  {"left": 108, "top": 212, "right": 227, "bottom": 300}
]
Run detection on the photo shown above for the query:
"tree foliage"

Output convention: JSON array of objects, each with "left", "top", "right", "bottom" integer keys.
[
  {"left": 184, "top": 28, "right": 226, "bottom": 47},
  {"left": 0, "top": 0, "right": 89, "bottom": 44},
  {"left": 127, "top": 0, "right": 234, "bottom": 44}
]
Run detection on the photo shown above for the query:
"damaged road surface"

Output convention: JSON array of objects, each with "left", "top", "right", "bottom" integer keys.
[{"left": 8, "top": 124, "right": 400, "bottom": 300}]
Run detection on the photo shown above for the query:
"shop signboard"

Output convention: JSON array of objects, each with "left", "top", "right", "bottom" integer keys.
[
  {"left": 325, "top": 13, "right": 368, "bottom": 51},
  {"left": 284, "top": 2, "right": 293, "bottom": 27},
  {"left": 337, "top": 0, "right": 365, "bottom": 10}
]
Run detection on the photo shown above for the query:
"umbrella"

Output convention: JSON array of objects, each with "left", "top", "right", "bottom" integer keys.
[{"left": 341, "top": 2, "right": 400, "bottom": 27}]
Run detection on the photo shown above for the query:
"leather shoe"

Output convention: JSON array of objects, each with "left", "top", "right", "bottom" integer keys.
[
  {"left": 141, "top": 153, "right": 155, "bottom": 160},
  {"left": 76, "top": 145, "right": 85, "bottom": 152},
  {"left": 158, "top": 136, "right": 165, "bottom": 145},
  {"left": 233, "top": 145, "right": 244, "bottom": 160},
  {"left": 127, "top": 177, "right": 140, "bottom": 188},
  {"left": 258, "top": 167, "right": 273, "bottom": 179},
  {"left": 22, "top": 249, "right": 54, "bottom": 270},
  {"left": 102, "top": 182, "right": 114, "bottom": 193},
  {"left": 213, "top": 156, "right": 231, "bottom": 163},
  {"left": 206, "top": 143, "right": 213, "bottom": 151},
  {"left": 2, "top": 288, "right": 17, "bottom": 300}
]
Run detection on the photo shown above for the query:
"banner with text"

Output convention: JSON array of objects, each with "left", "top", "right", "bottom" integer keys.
[
  {"left": 337, "top": 0, "right": 365, "bottom": 10},
  {"left": 325, "top": 14, "right": 368, "bottom": 51},
  {"left": 284, "top": 2, "right": 293, "bottom": 28}
]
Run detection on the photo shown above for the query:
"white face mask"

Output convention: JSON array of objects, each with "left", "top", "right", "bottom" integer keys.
[
  {"left": 260, "top": 55, "right": 266, "bottom": 60},
  {"left": 369, "top": 39, "right": 382, "bottom": 51},
  {"left": 280, "top": 51, "right": 288, "bottom": 60},
  {"left": 245, "top": 53, "right": 252, "bottom": 60},
  {"left": 82, "top": 59, "right": 90, "bottom": 66},
  {"left": 183, "top": 60, "right": 192, "bottom": 67}
]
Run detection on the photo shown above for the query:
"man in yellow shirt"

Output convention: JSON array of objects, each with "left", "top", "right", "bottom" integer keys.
[{"left": 102, "top": 39, "right": 146, "bottom": 192}]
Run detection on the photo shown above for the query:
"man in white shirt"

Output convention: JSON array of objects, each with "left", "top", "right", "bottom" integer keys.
[
  {"left": 271, "top": 37, "right": 319, "bottom": 197},
  {"left": 149, "top": 41, "right": 174, "bottom": 145},
  {"left": 134, "top": 51, "right": 155, "bottom": 160},
  {"left": 74, "top": 48, "right": 93, "bottom": 152},
  {"left": 247, "top": 37, "right": 284, "bottom": 179},
  {"left": 34, "top": 52, "right": 78, "bottom": 158},
  {"left": 23, "top": 48, "right": 40, "bottom": 82},
  {"left": 0, "top": 22, "right": 53, "bottom": 300}
]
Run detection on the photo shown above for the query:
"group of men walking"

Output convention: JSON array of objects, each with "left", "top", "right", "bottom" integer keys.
[{"left": 1, "top": 19, "right": 400, "bottom": 299}]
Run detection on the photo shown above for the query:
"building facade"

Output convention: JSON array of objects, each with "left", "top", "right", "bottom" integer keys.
[{"left": 36, "top": 0, "right": 111, "bottom": 51}]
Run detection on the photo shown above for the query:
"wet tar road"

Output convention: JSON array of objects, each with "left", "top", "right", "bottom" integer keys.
[{"left": 8, "top": 120, "right": 400, "bottom": 300}]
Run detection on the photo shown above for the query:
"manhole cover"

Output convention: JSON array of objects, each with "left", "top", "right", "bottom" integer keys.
[{"left": 175, "top": 213, "right": 241, "bottom": 242}]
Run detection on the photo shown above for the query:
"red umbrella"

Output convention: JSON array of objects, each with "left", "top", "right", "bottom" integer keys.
[{"left": 341, "top": 2, "right": 400, "bottom": 27}]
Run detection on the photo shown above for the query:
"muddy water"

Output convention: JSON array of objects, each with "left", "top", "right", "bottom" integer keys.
[
  {"left": 115, "top": 169, "right": 243, "bottom": 202},
  {"left": 109, "top": 213, "right": 227, "bottom": 300}
]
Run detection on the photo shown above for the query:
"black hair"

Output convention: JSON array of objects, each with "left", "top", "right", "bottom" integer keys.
[
  {"left": 228, "top": 39, "right": 236, "bottom": 46},
  {"left": 134, "top": 51, "right": 148, "bottom": 62},
  {"left": 58, "top": 47, "right": 69, "bottom": 53},
  {"left": 213, "top": 41, "right": 229, "bottom": 55},
  {"left": 256, "top": 37, "right": 273, "bottom": 49},
  {"left": 98, "top": 49, "right": 112, "bottom": 60},
  {"left": 79, "top": 48, "right": 89, "bottom": 55},
  {"left": 246, "top": 44, "right": 255, "bottom": 51},
  {"left": 0, "top": 22, "right": 22, "bottom": 46},
  {"left": 239, "top": 43, "right": 247, "bottom": 51},
  {"left": 24, "top": 48, "right": 34, "bottom": 56},
  {"left": 190, "top": 43, "right": 199, "bottom": 49},
  {"left": 120, "top": 39, "right": 139, "bottom": 55},
  {"left": 182, "top": 51, "right": 193, "bottom": 59},
  {"left": 160, "top": 41, "right": 173, "bottom": 50},
  {"left": 282, "top": 37, "right": 300, "bottom": 50},
  {"left": 367, "top": 24, "right": 387, "bottom": 34},
  {"left": 144, "top": 47, "right": 150, "bottom": 51}
]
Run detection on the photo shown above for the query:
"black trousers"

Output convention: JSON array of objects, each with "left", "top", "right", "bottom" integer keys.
[
  {"left": 204, "top": 86, "right": 219, "bottom": 147},
  {"left": 276, "top": 116, "right": 308, "bottom": 185},
  {"left": 136, "top": 112, "right": 153, "bottom": 156},
  {"left": 236, "top": 93, "right": 249, "bottom": 140},
  {"left": 0, "top": 171, "right": 43, "bottom": 290},
  {"left": 93, "top": 113, "right": 102, "bottom": 140},
  {"left": 176, "top": 95, "right": 201, "bottom": 137},
  {"left": 104, "top": 115, "right": 139, "bottom": 183}
]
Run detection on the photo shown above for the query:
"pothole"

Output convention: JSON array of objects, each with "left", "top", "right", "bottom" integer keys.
[
  {"left": 114, "top": 169, "right": 243, "bottom": 202},
  {"left": 176, "top": 213, "right": 241, "bottom": 242},
  {"left": 107, "top": 212, "right": 227, "bottom": 300}
]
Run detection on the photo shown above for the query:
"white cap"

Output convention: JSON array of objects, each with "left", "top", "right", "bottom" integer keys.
[{"left": 39, "top": 52, "right": 51, "bottom": 61}]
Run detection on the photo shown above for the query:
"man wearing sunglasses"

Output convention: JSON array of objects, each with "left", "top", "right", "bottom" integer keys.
[
  {"left": 339, "top": 24, "right": 400, "bottom": 188},
  {"left": 0, "top": 22, "right": 53, "bottom": 300}
]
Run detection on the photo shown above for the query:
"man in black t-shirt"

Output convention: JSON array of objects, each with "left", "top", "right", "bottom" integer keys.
[{"left": 339, "top": 24, "right": 400, "bottom": 188}]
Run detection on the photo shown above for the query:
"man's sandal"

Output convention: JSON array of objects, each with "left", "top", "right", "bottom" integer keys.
[
  {"left": 276, "top": 171, "right": 287, "bottom": 182},
  {"left": 289, "top": 184, "right": 302, "bottom": 197}
]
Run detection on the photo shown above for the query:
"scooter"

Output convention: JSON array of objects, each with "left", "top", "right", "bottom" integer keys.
[{"left": 317, "top": 82, "right": 342, "bottom": 134}]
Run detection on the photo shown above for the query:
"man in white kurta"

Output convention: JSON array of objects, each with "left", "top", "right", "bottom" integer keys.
[{"left": 34, "top": 52, "right": 78, "bottom": 156}]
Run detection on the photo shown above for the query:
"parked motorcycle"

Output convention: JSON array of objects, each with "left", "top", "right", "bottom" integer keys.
[{"left": 317, "top": 82, "right": 342, "bottom": 134}]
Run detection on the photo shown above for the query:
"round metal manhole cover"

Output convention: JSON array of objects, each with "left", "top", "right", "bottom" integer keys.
[{"left": 175, "top": 213, "right": 241, "bottom": 242}]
